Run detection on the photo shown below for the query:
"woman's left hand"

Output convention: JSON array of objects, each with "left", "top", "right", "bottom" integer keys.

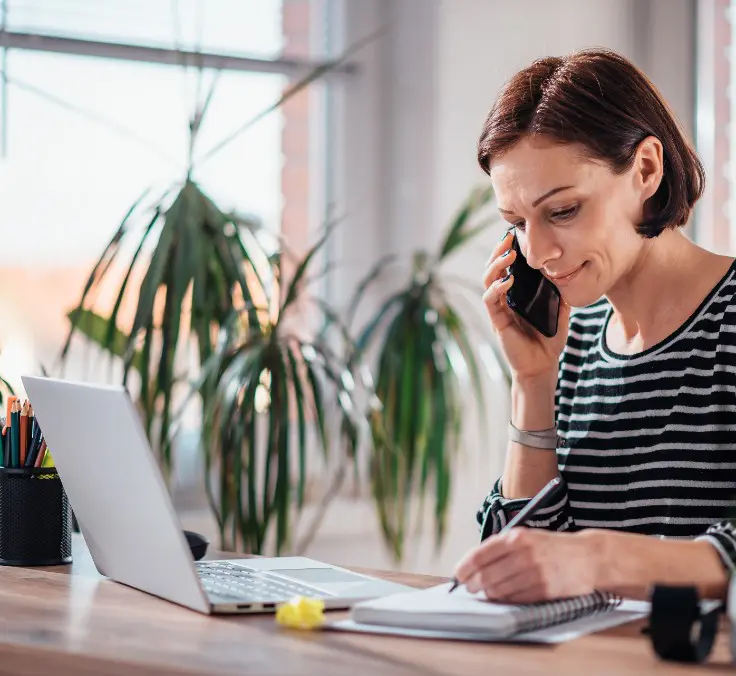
[{"left": 453, "top": 528, "right": 601, "bottom": 603}]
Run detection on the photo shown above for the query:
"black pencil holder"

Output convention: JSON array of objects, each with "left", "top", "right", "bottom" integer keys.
[{"left": 0, "top": 468, "right": 72, "bottom": 566}]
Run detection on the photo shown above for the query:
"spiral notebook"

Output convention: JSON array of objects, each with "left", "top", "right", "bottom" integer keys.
[{"left": 330, "top": 582, "right": 631, "bottom": 643}]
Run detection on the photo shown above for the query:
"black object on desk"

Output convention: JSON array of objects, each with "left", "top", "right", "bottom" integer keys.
[
  {"left": 648, "top": 585, "right": 722, "bottom": 663},
  {"left": 0, "top": 467, "right": 72, "bottom": 566},
  {"left": 184, "top": 530, "right": 209, "bottom": 561}
]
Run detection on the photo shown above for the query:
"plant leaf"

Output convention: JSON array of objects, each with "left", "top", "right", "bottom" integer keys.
[
  {"left": 66, "top": 308, "right": 145, "bottom": 376},
  {"left": 280, "top": 224, "right": 334, "bottom": 315},
  {"left": 437, "top": 185, "right": 494, "bottom": 261}
]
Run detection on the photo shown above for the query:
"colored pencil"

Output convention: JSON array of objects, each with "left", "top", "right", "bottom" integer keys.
[
  {"left": 19, "top": 400, "right": 29, "bottom": 466},
  {"left": 10, "top": 400, "right": 20, "bottom": 468},
  {"left": 2, "top": 395, "right": 16, "bottom": 463},
  {"left": 3, "top": 396, "right": 15, "bottom": 431},
  {"left": 27, "top": 404, "right": 35, "bottom": 455},
  {"left": 25, "top": 424, "right": 43, "bottom": 467},
  {"left": 34, "top": 439, "right": 47, "bottom": 468}
]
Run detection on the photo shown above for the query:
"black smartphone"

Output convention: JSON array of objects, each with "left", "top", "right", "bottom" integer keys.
[{"left": 506, "top": 234, "right": 561, "bottom": 337}]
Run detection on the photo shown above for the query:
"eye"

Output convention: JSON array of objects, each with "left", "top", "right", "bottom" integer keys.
[
  {"left": 550, "top": 205, "right": 579, "bottom": 222},
  {"left": 513, "top": 220, "right": 526, "bottom": 232}
]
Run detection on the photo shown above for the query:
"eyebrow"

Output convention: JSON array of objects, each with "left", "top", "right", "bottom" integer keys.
[{"left": 498, "top": 185, "right": 575, "bottom": 214}]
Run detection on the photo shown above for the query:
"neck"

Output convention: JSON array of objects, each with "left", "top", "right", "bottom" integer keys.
[{"left": 605, "top": 229, "right": 716, "bottom": 346}]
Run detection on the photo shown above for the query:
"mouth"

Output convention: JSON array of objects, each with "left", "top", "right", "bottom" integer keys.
[{"left": 544, "top": 262, "right": 586, "bottom": 286}]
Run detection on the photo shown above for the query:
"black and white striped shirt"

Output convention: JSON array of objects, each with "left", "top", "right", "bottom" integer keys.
[{"left": 477, "top": 261, "right": 736, "bottom": 573}]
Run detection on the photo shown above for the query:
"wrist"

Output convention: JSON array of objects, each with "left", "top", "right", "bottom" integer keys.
[
  {"left": 578, "top": 529, "right": 616, "bottom": 590},
  {"left": 511, "top": 371, "right": 557, "bottom": 430},
  {"left": 512, "top": 370, "right": 558, "bottom": 391}
]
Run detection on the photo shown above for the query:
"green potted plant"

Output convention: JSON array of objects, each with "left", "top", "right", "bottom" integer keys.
[
  {"left": 197, "top": 227, "right": 367, "bottom": 554},
  {"left": 60, "top": 180, "right": 270, "bottom": 470},
  {"left": 59, "top": 34, "right": 377, "bottom": 474},
  {"left": 346, "top": 185, "right": 510, "bottom": 561}
]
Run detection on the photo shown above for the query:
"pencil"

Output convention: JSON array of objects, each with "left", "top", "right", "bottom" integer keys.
[
  {"left": 9, "top": 400, "right": 20, "bottom": 468},
  {"left": 27, "top": 404, "right": 35, "bottom": 452},
  {"left": 25, "top": 424, "right": 43, "bottom": 467},
  {"left": 19, "top": 400, "right": 29, "bottom": 466},
  {"left": 4, "top": 396, "right": 16, "bottom": 430},
  {"left": 34, "top": 439, "right": 47, "bottom": 468}
]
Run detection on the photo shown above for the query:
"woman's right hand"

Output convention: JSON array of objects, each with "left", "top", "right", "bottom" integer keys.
[{"left": 483, "top": 231, "right": 570, "bottom": 381}]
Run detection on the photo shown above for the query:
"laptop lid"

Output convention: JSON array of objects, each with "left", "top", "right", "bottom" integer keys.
[{"left": 22, "top": 376, "right": 210, "bottom": 614}]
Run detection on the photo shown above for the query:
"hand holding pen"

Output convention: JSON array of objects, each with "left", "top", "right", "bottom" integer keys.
[{"left": 448, "top": 476, "right": 562, "bottom": 593}]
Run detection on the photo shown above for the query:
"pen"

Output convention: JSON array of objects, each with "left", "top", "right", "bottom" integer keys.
[{"left": 448, "top": 476, "right": 563, "bottom": 593}]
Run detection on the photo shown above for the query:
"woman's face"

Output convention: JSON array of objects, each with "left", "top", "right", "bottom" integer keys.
[{"left": 489, "top": 134, "right": 660, "bottom": 307}]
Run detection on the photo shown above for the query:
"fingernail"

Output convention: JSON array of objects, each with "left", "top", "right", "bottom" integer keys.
[
  {"left": 502, "top": 273, "right": 511, "bottom": 282},
  {"left": 500, "top": 229, "right": 511, "bottom": 242},
  {"left": 502, "top": 249, "right": 512, "bottom": 258}
]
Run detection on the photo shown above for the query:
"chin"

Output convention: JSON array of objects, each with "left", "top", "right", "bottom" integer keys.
[
  {"left": 559, "top": 287, "right": 603, "bottom": 309},
  {"left": 555, "top": 265, "right": 604, "bottom": 308}
]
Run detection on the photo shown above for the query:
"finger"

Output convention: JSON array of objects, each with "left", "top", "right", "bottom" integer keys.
[
  {"left": 464, "top": 551, "right": 532, "bottom": 595},
  {"left": 499, "top": 583, "right": 549, "bottom": 604},
  {"left": 481, "top": 563, "right": 540, "bottom": 601},
  {"left": 482, "top": 274, "right": 514, "bottom": 317},
  {"left": 482, "top": 246, "right": 516, "bottom": 289},
  {"left": 474, "top": 549, "right": 534, "bottom": 593},
  {"left": 454, "top": 532, "right": 517, "bottom": 582},
  {"left": 483, "top": 229, "right": 514, "bottom": 270}
]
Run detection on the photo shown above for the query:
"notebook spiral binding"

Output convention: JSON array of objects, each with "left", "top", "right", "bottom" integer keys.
[{"left": 513, "top": 590, "right": 622, "bottom": 635}]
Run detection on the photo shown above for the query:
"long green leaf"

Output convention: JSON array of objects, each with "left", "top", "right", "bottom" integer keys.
[
  {"left": 355, "top": 291, "right": 406, "bottom": 355},
  {"left": 274, "top": 349, "right": 291, "bottom": 554},
  {"left": 280, "top": 224, "right": 334, "bottom": 315},
  {"left": 195, "top": 28, "right": 384, "bottom": 167},
  {"left": 344, "top": 254, "right": 399, "bottom": 332},
  {"left": 285, "top": 344, "right": 308, "bottom": 509},
  {"left": 66, "top": 308, "right": 144, "bottom": 375},
  {"left": 105, "top": 207, "right": 162, "bottom": 360},
  {"left": 60, "top": 188, "right": 151, "bottom": 361},
  {"left": 437, "top": 185, "right": 494, "bottom": 261}
]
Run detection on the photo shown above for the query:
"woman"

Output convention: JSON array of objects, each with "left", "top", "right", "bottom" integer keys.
[{"left": 453, "top": 48, "right": 736, "bottom": 603}]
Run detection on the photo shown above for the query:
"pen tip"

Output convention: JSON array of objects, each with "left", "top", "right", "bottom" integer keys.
[{"left": 448, "top": 578, "right": 459, "bottom": 593}]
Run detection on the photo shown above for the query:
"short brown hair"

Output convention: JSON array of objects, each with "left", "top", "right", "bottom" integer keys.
[{"left": 477, "top": 48, "right": 704, "bottom": 238}]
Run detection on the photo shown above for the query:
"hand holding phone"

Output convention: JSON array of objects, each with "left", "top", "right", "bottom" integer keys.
[{"left": 482, "top": 231, "right": 568, "bottom": 381}]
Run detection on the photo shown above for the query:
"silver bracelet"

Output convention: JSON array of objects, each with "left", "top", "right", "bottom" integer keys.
[{"left": 507, "top": 421, "right": 559, "bottom": 450}]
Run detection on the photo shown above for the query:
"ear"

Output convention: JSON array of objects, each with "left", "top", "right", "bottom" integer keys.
[{"left": 634, "top": 136, "right": 664, "bottom": 200}]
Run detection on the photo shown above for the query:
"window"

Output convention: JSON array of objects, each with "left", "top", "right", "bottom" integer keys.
[
  {"left": 0, "top": 0, "right": 335, "bottom": 389},
  {"left": 696, "top": 0, "right": 732, "bottom": 251}
]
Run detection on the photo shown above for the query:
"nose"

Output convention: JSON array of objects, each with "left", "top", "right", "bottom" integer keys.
[{"left": 523, "top": 225, "right": 561, "bottom": 270}]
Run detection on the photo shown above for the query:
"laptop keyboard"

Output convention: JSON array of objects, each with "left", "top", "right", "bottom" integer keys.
[{"left": 196, "top": 561, "right": 332, "bottom": 603}]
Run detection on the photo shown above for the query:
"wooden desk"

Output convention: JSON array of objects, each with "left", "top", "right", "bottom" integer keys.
[{"left": 0, "top": 535, "right": 729, "bottom": 675}]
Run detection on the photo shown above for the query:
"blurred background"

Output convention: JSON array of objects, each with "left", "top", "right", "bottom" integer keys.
[{"left": 0, "top": 0, "right": 730, "bottom": 575}]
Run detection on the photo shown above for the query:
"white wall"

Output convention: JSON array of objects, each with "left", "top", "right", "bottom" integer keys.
[{"left": 289, "top": 0, "right": 699, "bottom": 575}]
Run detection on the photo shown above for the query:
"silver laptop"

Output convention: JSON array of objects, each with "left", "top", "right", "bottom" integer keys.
[{"left": 22, "top": 376, "right": 412, "bottom": 614}]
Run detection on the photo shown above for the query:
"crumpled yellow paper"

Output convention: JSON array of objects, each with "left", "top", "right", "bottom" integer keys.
[{"left": 275, "top": 596, "right": 326, "bottom": 630}]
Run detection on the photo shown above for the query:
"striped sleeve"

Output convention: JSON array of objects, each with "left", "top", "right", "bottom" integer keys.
[
  {"left": 697, "top": 522, "right": 736, "bottom": 574},
  {"left": 475, "top": 476, "right": 575, "bottom": 540}
]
